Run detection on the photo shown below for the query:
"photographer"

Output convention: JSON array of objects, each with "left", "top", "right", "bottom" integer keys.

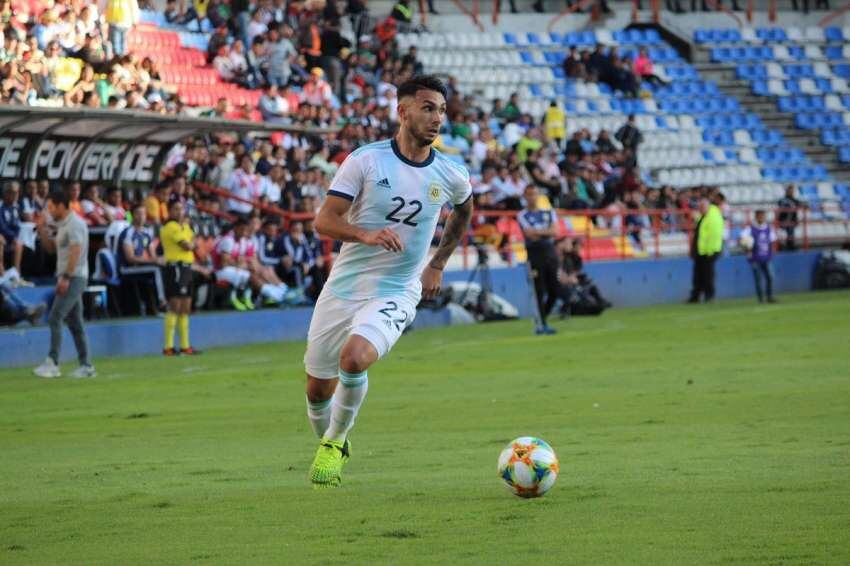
[{"left": 557, "top": 238, "right": 611, "bottom": 317}]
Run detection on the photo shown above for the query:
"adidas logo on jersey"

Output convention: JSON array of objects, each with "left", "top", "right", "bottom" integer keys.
[{"left": 376, "top": 178, "right": 391, "bottom": 188}]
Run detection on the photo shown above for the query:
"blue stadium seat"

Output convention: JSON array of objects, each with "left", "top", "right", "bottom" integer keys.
[
  {"left": 529, "top": 84, "right": 543, "bottom": 97},
  {"left": 544, "top": 51, "right": 562, "bottom": 65},
  {"left": 842, "top": 95, "right": 850, "bottom": 109},
  {"left": 549, "top": 32, "right": 562, "bottom": 43},
  {"left": 838, "top": 147, "right": 850, "bottom": 163},
  {"left": 644, "top": 29, "right": 661, "bottom": 44},
  {"left": 722, "top": 29, "right": 742, "bottom": 42},
  {"left": 694, "top": 29, "right": 710, "bottom": 44},
  {"left": 834, "top": 184, "right": 850, "bottom": 199},
  {"left": 503, "top": 33, "right": 518, "bottom": 45},
  {"left": 526, "top": 33, "right": 542, "bottom": 45},
  {"left": 756, "top": 27, "right": 788, "bottom": 43},
  {"left": 825, "top": 46, "right": 844, "bottom": 60},
  {"left": 552, "top": 67, "right": 565, "bottom": 79},
  {"left": 784, "top": 64, "right": 815, "bottom": 79},
  {"left": 752, "top": 129, "right": 784, "bottom": 146},
  {"left": 580, "top": 30, "right": 597, "bottom": 45},
  {"left": 519, "top": 51, "right": 534, "bottom": 65},
  {"left": 752, "top": 80, "right": 769, "bottom": 96},
  {"left": 787, "top": 46, "right": 806, "bottom": 60},
  {"left": 815, "top": 78, "right": 833, "bottom": 93},
  {"left": 824, "top": 27, "right": 843, "bottom": 42},
  {"left": 711, "top": 47, "right": 729, "bottom": 62},
  {"left": 834, "top": 64, "right": 850, "bottom": 79},
  {"left": 795, "top": 113, "right": 817, "bottom": 129}
]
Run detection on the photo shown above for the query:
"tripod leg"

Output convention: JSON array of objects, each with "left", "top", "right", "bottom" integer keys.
[{"left": 524, "top": 261, "right": 544, "bottom": 331}]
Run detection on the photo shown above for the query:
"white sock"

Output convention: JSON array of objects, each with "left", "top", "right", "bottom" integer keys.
[
  {"left": 260, "top": 283, "right": 284, "bottom": 302},
  {"left": 242, "top": 287, "right": 253, "bottom": 303},
  {"left": 306, "top": 396, "right": 332, "bottom": 438},
  {"left": 324, "top": 369, "right": 368, "bottom": 442}
]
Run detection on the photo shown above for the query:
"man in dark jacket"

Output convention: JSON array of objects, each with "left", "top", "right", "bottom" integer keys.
[
  {"left": 615, "top": 114, "right": 643, "bottom": 157},
  {"left": 777, "top": 184, "right": 805, "bottom": 250}
]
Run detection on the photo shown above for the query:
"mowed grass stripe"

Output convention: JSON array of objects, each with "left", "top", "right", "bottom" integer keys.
[{"left": 1, "top": 290, "right": 848, "bottom": 564}]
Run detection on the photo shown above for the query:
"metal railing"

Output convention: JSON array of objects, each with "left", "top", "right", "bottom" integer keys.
[{"left": 190, "top": 180, "right": 844, "bottom": 270}]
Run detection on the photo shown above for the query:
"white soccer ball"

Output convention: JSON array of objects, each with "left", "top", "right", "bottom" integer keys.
[
  {"left": 497, "top": 437, "right": 559, "bottom": 498},
  {"left": 740, "top": 233, "right": 754, "bottom": 251}
]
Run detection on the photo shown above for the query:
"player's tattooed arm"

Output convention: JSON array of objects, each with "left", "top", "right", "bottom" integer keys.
[{"left": 428, "top": 197, "right": 473, "bottom": 271}]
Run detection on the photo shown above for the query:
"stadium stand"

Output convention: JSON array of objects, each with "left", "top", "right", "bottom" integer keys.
[
  {"left": 691, "top": 24, "right": 850, "bottom": 220},
  {"left": 3, "top": 0, "right": 849, "bottom": 326}
]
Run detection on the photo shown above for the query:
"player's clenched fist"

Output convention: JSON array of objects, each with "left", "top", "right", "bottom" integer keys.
[{"left": 362, "top": 227, "right": 404, "bottom": 252}]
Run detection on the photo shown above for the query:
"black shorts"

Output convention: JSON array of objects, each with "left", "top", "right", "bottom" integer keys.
[{"left": 164, "top": 263, "right": 194, "bottom": 298}]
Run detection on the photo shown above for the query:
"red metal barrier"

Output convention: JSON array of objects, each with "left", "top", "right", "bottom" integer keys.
[{"left": 188, "top": 181, "right": 832, "bottom": 265}]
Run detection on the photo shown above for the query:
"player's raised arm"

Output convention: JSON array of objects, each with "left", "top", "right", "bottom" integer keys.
[
  {"left": 421, "top": 196, "right": 473, "bottom": 299},
  {"left": 315, "top": 195, "right": 404, "bottom": 252}
]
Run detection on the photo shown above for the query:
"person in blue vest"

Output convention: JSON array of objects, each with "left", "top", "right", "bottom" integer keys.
[
  {"left": 0, "top": 181, "right": 24, "bottom": 278},
  {"left": 740, "top": 209, "right": 778, "bottom": 304},
  {"left": 116, "top": 204, "right": 166, "bottom": 313},
  {"left": 518, "top": 184, "right": 561, "bottom": 335}
]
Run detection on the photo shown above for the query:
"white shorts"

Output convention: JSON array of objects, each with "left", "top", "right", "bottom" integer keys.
[
  {"left": 216, "top": 266, "right": 250, "bottom": 287},
  {"left": 304, "top": 290, "right": 418, "bottom": 379}
]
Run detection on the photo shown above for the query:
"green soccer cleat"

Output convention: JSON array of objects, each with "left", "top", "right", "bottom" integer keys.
[{"left": 309, "top": 438, "right": 351, "bottom": 489}]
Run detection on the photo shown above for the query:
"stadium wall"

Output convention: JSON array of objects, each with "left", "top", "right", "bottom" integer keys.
[{"left": 0, "top": 251, "right": 821, "bottom": 368}]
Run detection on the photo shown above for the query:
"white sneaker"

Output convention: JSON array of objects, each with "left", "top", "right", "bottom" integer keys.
[
  {"left": 70, "top": 365, "right": 97, "bottom": 379},
  {"left": 33, "top": 358, "right": 61, "bottom": 378}
]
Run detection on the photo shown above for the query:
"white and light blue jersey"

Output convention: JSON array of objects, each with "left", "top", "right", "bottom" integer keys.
[{"left": 324, "top": 138, "right": 472, "bottom": 301}]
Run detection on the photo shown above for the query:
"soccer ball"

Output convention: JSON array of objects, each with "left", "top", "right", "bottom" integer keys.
[
  {"left": 740, "top": 233, "right": 754, "bottom": 251},
  {"left": 497, "top": 437, "right": 559, "bottom": 498}
]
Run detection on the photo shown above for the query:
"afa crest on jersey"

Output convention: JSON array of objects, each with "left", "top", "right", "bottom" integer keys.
[{"left": 428, "top": 182, "right": 442, "bottom": 203}]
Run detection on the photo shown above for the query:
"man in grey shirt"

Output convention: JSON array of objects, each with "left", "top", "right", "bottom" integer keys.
[
  {"left": 33, "top": 189, "right": 96, "bottom": 378},
  {"left": 266, "top": 25, "right": 297, "bottom": 88}
]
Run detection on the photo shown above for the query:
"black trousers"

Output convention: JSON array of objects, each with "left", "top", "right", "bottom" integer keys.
[
  {"left": 528, "top": 246, "right": 560, "bottom": 325},
  {"left": 690, "top": 253, "right": 719, "bottom": 302}
]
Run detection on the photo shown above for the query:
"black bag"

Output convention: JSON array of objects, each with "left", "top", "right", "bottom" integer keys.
[{"left": 813, "top": 251, "right": 850, "bottom": 290}]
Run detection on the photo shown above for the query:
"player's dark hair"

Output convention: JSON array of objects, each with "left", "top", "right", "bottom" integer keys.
[
  {"left": 755, "top": 209, "right": 766, "bottom": 216},
  {"left": 48, "top": 189, "right": 70, "bottom": 207},
  {"left": 397, "top": 75, "right": 448, "bottom": 101}
]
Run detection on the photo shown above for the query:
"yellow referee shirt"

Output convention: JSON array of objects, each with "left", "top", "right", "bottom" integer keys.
[{"left": 160, "top": 220, "right": 195, "bottom": 263}]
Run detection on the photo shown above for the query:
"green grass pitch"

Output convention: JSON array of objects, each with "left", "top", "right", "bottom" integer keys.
[{"left": 1, "top": 291, "right": 849, "bottom": 564}]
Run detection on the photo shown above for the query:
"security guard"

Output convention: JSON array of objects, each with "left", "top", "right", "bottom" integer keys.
[
  {"left": 518, "top": 184, "right": 560, "bottom": 335},
  {"left": 688, "top": 196, "right": 724, "bottom": 304}
]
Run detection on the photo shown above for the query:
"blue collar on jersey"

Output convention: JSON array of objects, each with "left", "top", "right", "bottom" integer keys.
[{"left": 391, "top": 138, "right": 435, "bottom": 168}]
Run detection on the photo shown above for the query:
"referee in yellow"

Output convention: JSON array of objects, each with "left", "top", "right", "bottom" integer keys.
[{"left": 160, "top": 199, "right": 199, "bottom": 355}]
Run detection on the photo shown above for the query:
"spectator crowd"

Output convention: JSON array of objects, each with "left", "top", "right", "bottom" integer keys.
[{"left": 0, "top": 0, "right": 813, "bottom": 327}]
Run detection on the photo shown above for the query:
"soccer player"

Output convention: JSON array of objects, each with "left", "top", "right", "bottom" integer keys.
[
  {"left": 160, "top": 199, "right": 199, "bottom": 355},
  {"left": 304, "top": 75, "right": 474, "bottom": 488}
]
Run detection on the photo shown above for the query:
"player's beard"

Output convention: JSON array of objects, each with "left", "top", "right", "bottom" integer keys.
[{"left": 411, "top": 123, "right": 438, "bottom": 148}]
